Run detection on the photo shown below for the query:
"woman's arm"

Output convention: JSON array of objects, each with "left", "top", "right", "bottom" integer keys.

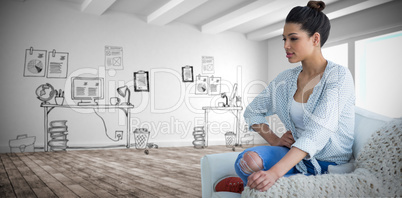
[
  {"left": 252, "top": 123, "right": 295, "bottom": 148},
  {"left": 247, "top": 147, "right": 307, "bottom": 191}
]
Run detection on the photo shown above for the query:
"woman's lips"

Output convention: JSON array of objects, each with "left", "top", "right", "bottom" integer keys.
[{"left": 286, "top": 52, "right": 294, "bottom": 58}]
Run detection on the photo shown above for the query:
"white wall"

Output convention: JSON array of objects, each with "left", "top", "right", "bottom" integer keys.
[
  {"left": 0, "top": 0, "right": 268, "bottom": 152},
  {"left": 265, "top": 0, "right": 402, "bottom": 134}
]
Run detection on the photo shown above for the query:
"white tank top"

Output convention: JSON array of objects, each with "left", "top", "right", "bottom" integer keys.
[{"left": 290, "top": 98, "right": 306, "bottom": 133}]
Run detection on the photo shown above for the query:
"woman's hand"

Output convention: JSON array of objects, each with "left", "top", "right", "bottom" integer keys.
[
  {"left": 247, "top": 169, "right": 280, "bottom": 192},
  {"left": 247, "top": 147, "right": 308, "bottom": 192},
  {"left": 272, "top": 130, "right": 294, "bottom": 148}
]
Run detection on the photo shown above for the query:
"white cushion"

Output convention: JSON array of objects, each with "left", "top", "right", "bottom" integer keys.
[
  {"left": 353, "top": 106, "right": 391, "bottom": 159},
  {"left": 201, "top": 152, "right": 241, "bottom": 198},
  {"left": 328, "top": 157, "right": 355, "bottom": 174}
]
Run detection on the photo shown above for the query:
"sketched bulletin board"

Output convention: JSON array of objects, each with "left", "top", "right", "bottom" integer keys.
[
  {"left": 47, "top": 50, "right": 69, "bottom": 78},
  {"left": 195, "top": 75, "right": 208, "bottom": 95},
  {"left": 105, "top": 46, "right": 123, "bottom": 70},
  {"left": 24, "top": 47, "right": 47, "bottom": 77}
]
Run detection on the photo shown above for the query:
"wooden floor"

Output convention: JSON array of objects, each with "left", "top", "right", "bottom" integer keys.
[{"left": 0, "top": 145, "right": 246, "bottom": 198}]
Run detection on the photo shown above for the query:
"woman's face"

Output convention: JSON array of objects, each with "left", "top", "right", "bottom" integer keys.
[{"left": 282, "top": 23, "right": 315, "bottom": 63}]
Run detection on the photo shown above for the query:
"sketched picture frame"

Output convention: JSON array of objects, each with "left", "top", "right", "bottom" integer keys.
[
  {"left": 182, "top": 66, "right": 194, "bottom": 82},
  {"left": 134, "top": 71, "right": 149, "bottom": 92}
]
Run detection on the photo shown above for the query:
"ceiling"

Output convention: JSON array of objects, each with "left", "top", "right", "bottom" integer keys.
[{"left": 71, "top": 0, "right": 392, "bottom": 41}]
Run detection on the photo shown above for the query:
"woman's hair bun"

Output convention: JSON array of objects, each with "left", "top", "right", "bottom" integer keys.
[{"left": 307, "top": 1, "right": 326, "bottom": 12}]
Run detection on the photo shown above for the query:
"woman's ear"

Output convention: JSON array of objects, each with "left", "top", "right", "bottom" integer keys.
[{"left": 313, "top": 32, "right": 321, "bottom": 47}]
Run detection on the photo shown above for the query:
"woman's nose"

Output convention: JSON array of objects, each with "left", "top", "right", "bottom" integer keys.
[{"left": 284, "top": 40, "right": 290, "bottom": 50}]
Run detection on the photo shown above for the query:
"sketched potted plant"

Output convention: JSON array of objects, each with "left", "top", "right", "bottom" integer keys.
[{"left": 54, "top": 89, "right": 65, "bottom": 105}]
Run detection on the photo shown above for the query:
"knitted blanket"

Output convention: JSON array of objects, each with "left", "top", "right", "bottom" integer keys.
[{"left": 241, "top": 118, "right": 402, "bottom": 197}]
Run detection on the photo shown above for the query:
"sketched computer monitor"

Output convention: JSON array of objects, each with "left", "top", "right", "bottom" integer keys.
[{"left": 71, "top": 77, "right": 104, "bottom": 105}]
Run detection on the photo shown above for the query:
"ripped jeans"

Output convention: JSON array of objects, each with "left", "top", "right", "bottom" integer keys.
[{"left": 234, "top": 146, "right": 336, "bottom": 185}]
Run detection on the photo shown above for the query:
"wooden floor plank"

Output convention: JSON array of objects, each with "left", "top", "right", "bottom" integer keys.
[
  {"left": 0, "top": 156, "right": 17, "bottom": 198},
  {"left": 24, "top": 153, "right": 79, "bottom": 198},
  {"left": 31, "top": 187, "right": 58, "bottom": 198},
  {"left": 0, "top": 145, "right": 245, "bottom": 198},
  {"left": 1, "top": 154, "right": 37, "bottom": 198},
  {"left": 34, "top": 153, "right": 126, "bottom": 197}
]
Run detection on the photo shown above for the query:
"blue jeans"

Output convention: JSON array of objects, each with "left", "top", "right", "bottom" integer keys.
[{"left": 234, "top": 146, "right": 336, "bottom": 185}]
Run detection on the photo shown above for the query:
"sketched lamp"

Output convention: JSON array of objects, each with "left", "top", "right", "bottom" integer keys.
[
  {"left": 117, "top": 85, "right": 131, "bottom": 105},
  {"left": 221, "top": 92, "right": 229, "bottom": 107}
]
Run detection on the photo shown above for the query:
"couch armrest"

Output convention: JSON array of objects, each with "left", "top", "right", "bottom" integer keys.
[{"left": 201, "top": 152, "right": 241, "bottom": 198}]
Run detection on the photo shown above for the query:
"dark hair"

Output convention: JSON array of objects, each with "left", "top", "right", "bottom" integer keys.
[{"left": 285, "top": 1, "right": 330, "bottom": 47}]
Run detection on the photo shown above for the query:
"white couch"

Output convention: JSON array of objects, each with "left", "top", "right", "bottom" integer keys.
[{"left": 200, "top": 107, "right": 394, "bottom": 198}]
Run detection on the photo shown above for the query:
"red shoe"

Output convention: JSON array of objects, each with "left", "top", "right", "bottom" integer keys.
[{"left": 214, "top": 176, "right": 244, "bottom": 193}]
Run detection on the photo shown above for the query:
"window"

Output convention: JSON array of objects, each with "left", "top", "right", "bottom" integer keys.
[
  {"left": 355, "top": 30, "right": 402, "bottom": 118},
  {"left": 322, "top": 43, "right": 348, "bottom": 68}
]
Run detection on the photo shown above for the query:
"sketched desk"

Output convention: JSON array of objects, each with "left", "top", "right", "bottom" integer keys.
[
  {"left": 41, "top": 104, "right": 134, "bottom": 152},
  {"left": 202, "top": 106, "right": 243, "bottom": 147}
]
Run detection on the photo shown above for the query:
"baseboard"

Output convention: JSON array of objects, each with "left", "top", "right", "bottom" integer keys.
[{"left": 0, "top": 138, "right": 268, "bottom": 153}]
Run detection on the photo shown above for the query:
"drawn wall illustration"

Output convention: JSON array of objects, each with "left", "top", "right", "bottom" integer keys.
[
  {"left": 24, "top": 47, "right": 70, "bottom": 78},
  {"left": 202, "top": 56, "right": 214, "bottom": 74},
  {"left": 195, "top": 75, "right": 209, "bottom": 95},
  {"left": 9, "top": 134, "right": 36, "bottom": 153},
  {"left": 192, "top": 126, "right": 205, "bottom": 149},
  {"left": 105, "top": 46, "right": 123, "bottom": 70},
  {"left": 47, "top": 49, "right": 69, "bottom": 78},
  {"left": 48, "top": 120, "right": 68, "bottom": 151},
  {"left": 71, "top": 76, "right": 104, "bottom": 105},
  {"left": 24, "top": 47, "right": 47, "bottom": 77},
  {"left": 37, "top": 80, "right": 138, "bottom": 152},
  {"left": 35, "top": 83, "right": 56, "bottom": 104},
  {"left": 0, "top": 0, "right": 272, "bottom": 152},
  {"left": 182, "top": 65, "right": 194, "bottom": 82},
  {"left": 134, "top": 71, "right": 149, "bottom": 92},
  {"left": 208, "top": 76, "right": 221, "bottom": 95}
]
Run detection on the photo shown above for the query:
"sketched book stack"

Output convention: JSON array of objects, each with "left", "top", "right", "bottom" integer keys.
[
  {"left": 48, "top": 120, "right": 68, "bottom": 151},
  {"left": 192, "top": 126, "right": 205, "bottom": 149}
]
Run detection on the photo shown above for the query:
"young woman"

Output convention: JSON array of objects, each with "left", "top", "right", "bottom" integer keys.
[{"left": 214, "top": 0, "right": 355, "bottom": 193}]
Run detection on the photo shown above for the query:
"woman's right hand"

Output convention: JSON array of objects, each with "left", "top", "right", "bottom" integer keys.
[{"left": 273, "top": 130, "right": 294, "bottom": 148}]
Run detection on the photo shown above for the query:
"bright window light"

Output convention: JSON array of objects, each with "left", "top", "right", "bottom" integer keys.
[{"left": 355, "top": 30, "right": 402, "bottom": 118}]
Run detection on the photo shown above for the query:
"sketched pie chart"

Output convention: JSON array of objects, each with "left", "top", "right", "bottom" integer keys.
[
  {"left": 197, "top": 83, "right": 207, "bottom": 92},
  {"left": 27, "top": 59, "right": 43, "bottom": 74}
]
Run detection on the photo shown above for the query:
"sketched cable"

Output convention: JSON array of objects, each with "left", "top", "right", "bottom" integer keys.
[
  {"left": 230, "top": 110, "right": 238, "bottom": 119},
  {"left": 93, "top": 109, "right": 119, "bottom": 142}
]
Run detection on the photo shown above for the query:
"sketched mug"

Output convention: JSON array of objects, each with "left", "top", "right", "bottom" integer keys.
[
  {"left": 55, "top": 97, "right": 64, "bottom": 105},
  {"left": 110, "top": 97, "right": 121, "bottom": 105}
]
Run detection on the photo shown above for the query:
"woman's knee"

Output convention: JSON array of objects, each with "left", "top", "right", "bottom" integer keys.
[{"left": 238, "top": 151, "right": 263, "bottom": 174}]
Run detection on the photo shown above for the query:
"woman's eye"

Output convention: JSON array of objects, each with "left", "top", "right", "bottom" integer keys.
[
  {"left": 282, "top": 38, "right": 286, "bottom": 41},
  {"left": 291, "top": 38, "right": 298, "bottom": 41}
]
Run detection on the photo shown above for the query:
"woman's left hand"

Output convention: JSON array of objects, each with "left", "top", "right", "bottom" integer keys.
[{"left": 247, "top": 169, "right": 280, "bottom": 192}]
